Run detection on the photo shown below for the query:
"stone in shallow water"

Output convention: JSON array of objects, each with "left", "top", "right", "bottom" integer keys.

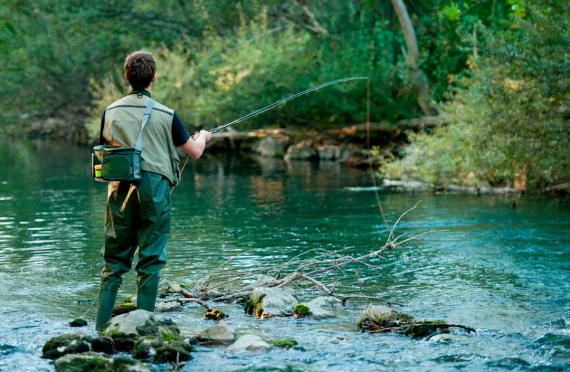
[
  {"left": 245, "top": 287, "right": 298, "bottom": 318},
  {"left": 133, "top": 337, "right": 193, "bottom": 363},
  {"left": 69, "top": 318, "right": 88, "bottom": 327},
  {"left": 101, "top": 310, "right": 180, "bottom": 352},
  {"left": 227, "top": 334, "right": 271, "bottom": 352},
  {"left": 198, "top": 321, "right": 235, "bottom": 346},
  {"left": 304, "top": 296, "right": 342, "bottom": 318},
  {"left": 54, "top": 353, "right": 150, "bottom": 372},
  {"left": 42, "top": 333, "right": 91, "bottom": 359},
  {"left": 155, "top": 301, "right": 183, "bottom": 312}
]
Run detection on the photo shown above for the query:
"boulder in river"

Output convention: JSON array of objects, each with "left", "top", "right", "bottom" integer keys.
[
  {"left": 112, "top": 299, "right": 137, "bottom": 316},
  {"left": 227, "top": 334, "right": 271, "bottom": 352},
  {"left": 101, "top": 310, "right": 180, "bottom": 352},
  {"left": 54, "top": 353, "right": 149, "bottom": 372},
  {"left": 254, "top": 136, "right": 289, "bottom": 158},
  {"left": 357, "top": 305, "right": 476, "bottom": 338},
  {"left": 42, "top": 333, "right": 114, "bottom": 359},
  {"left": 244, "top": 287, "right": 298, "bottom": 318},
  {"left": 197, "top": 321, "right": 235, "bottom": 346},
  {"left": 304, "top": 296, "right": 342, "bottom": 318},
  {"left": 284, "top": 142, "right": 318, "bottom": 161},
  {"left": 133, "top": 336, "right": 193, "bottom": 363},
  {"left": 155, "top": 301, "right": 183, "bottom": 312},
  {"left": 69, "top": 318, "right": 88, "bottom": 327}
]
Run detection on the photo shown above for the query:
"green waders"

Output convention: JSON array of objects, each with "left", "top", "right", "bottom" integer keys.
[{"left": 96, "top": 171, "right": 171, "bottom": 331}]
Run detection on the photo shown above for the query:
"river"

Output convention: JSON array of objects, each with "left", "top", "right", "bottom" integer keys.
[{"left": 0, "top": 140, "right": 568, "bottom": 371}]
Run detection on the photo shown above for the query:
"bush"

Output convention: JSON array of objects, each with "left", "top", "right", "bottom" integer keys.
[{"left": 381, "top": 2, "right": 570, "bottom": 191}]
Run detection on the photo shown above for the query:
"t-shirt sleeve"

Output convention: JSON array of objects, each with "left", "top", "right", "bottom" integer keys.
[{"left": 171, "top": 112, "right": 191, "bottom": 147}]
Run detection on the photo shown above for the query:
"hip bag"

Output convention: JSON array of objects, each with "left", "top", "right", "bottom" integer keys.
[{"left": 92, "top": 99, "right": 155, "bottom": 182}]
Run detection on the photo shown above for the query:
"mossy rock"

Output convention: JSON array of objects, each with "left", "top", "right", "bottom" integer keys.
[
  {"left": 243, "top": 293, "right": 266, "bottom": 318},
  {"left": 43, "top": 333, "right": 91, "bottom": 359},
  {"left": 153, "top": 341, "right": 193, "bottom": 363},
  {"left": 112, "top": 301, "right": 137, "bottom": 316},
  {"left": 293, "top": 304, "right": 311, "bottom": 318},
  {"left": 54, "top": 352, "right": 111, "bottom": 372},
  {"left": 69, "top": 318, "right": 88, "bottom": 327},
  {"left": 133, "top": 337, "right": 165, "bottom": 360},
  {"left": 271, "top": 338, "right": 298, "bottom": 349},
  {"left": 203, "top": 308, "right": 228, "bottom": 321}
]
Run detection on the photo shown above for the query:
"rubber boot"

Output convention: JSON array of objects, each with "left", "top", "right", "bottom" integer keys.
[
  {"left": 136, "top": 273, "right": 160, "bottom": 311},
  {"left": 96, "top": 287, "right": 119, "bottom": 331}
]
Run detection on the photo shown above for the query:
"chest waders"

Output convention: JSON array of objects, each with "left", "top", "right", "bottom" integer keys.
[{"left": 96, "top": 100, "right": 172, "bottom": 332}]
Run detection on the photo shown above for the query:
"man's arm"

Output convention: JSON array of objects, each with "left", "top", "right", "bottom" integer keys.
[
  {"left": 172, "top": 112, "right": 212, "bottom": 159},
  {"left": 180, "top": 130, "right": 212, "bottom": 159}
]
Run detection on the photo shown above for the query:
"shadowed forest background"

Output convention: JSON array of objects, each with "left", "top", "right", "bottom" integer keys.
[{"left": 1, "top": 0, "right": 568, "bottom": 192}]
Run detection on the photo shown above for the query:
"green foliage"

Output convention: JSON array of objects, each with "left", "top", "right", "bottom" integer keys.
[
  {"left": 2, "top": 0, "right": 514, "bottom": 132},
  {"left": 293, "top": 304, "right": 311, "bottom": 317},
  {"left": 271, "top": 338, "right": 298, "bottom": 349},
  {"left": 382, "top": 2, "right": 570, "bottom": 191}
]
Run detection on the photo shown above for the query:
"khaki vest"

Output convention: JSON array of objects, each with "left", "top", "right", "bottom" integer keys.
[{"left": 103, "top": 94, "right": 180, "bottom": 185}]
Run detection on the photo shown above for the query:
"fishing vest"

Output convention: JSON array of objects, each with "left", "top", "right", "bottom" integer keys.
[{"left": 103, "top": 93, "right": 181, "bottom": 185}]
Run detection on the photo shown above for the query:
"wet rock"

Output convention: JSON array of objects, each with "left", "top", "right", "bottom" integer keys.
[
  {"left": 317, "top": 145, "right": 344, "bottom": 161},
  {"left": 242, "top": 274, "right": 275, "bottom": 291},
  {"left": 271, "top": 338, "right": 298, "bottom": 349},
  {"left": 203, "top": 308, "right": 228, "bottom": 321},
  {"left": 357, "top": 305, "right": 475, "bottom": 338},
  {"left": 244, "top": 287, "right": 298, "bottom": 318},
  {"left": 133, "top": 337, "right": 193, "bottom": 363},
  {"left": 90, "top": 336, "right": 114, "bottom": 354},
  {"left": 228, "top": 334, "right": 271, "bottom": 352},
  {"left": 42, "top": 334, "right": 91, "bottom": 359},
  {"left": 284, "top": 142, "right": 318, "bottom": 161},
  {"left": 113, "top": 300, "right": 137, "bottom": 316},
  {"left": 155, "top": 301, "right": 183, "bottom": 312},
  {"left": 305, "top": 296, "right": 342, "bottom": 318},
  {"left": 197, "top": 321, "right": 235, "bottom": 346},
  {"left": 254, "top": 136, "right": 289, "bottom": 158},
  {"left": 101, "top": 310, "right": 180, "bottom": 352},
  {"left": 54, "top": 353, "right": 149, "bottom": 372},
  {"left": 69, "top": 318, "right": 88, "bottom": 327},
  {"left": 428, "top": 333, "right": 455, "bottom": 344},
  {"left": 293, "top": 304, "right": 311, "bottom": 318},
  {"left": 158, "top": 280, "right": 182, "bottom": 297},
  {"left": 153, "top": 341, "right": 193, "bottom": 363}
]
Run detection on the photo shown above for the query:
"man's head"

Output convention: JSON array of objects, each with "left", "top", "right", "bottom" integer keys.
[{"left": 124, "top": 51, "right": 156, "bottom": 91}]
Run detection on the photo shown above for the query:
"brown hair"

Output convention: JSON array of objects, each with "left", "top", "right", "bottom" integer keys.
[{"left": 124, "top": 51, "right": 156, "bottom": 91}]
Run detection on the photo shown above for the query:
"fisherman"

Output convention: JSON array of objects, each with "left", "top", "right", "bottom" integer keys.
[{"left": 95, "top": 51, "right": 211, "bottom": 331}]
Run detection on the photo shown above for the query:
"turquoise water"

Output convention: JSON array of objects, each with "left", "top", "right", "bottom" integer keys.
[{"left": 0, "top": 140, "right": 569, "bottom": 371}]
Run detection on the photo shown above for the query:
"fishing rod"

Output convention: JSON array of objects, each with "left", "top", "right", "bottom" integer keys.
[
  {"left": 174, "top": 76, "right": 369, "bottom": 194},
  {"left": 209, "top": 76, "right": 369, "bottom": 133}
]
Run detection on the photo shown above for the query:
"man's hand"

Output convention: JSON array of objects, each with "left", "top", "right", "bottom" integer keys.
[
  {"left": 183, "top": 130, "right": 212, "bottom": 159},
  {"left": 199, "top": 129, "right": 212, "bottom": 143}
]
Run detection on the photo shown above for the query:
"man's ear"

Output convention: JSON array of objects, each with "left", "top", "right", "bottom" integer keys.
[{"left": 151, "top": 74, "right": 157, "bottom": 83}]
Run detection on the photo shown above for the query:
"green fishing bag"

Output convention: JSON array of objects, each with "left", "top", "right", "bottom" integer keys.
[{"left": 92, "top": 99, "right": 155, "bottom": 182}]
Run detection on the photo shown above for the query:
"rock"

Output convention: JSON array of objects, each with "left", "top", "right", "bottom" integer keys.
[
  {"left": 101, "top": 310, "right": 180, "bottom": 351},
  {"left": 54, "top": 353, "right": 110, "bottom": 372},
  {"left": 42, "top": 334, "right": 115, "bottom": 359},
  {"left": 158, "top": 280, "right": 182, "bottom": 297},
  {"left": 284, "top": 142, "right": 318, "bottom": 161},
  {"left": 203, "top": 308, "right": 228, "bottom": 321},
  {"left": 227, "top": 334, "right": 271, "bottom": 352},
  {"left": 69, "top": 318, "right": 88, "bottom": 327},
  {"left": 133, "top": 337, "right": 193, "bottom": 363},
  {"left": 153, "top": 341, "right": 193, "bottom": 363},
  {"left": 155, "top": 301, "right": 183, "bottom": 312},
  {"left": 244, "top": 287, "right": 298, "bottom": 318},
  {"left": 242, "top": 274, "right": 275, "bottom": 291},
  {"left": 317, "top": 145, "right": 344, "bottom": 161},
  {"left": 305, "top": 296, "right": 342, "bottom": 318},
  {"left": 254, "top": 136, "right": 289, "bottom": 158},
  {"left": 357, "top": 305, "right": 476, "bottom": 338},
  {"left": 91, "top": 336, "right": 114, "bottom": 354},
  {"left": 271, "top": 338, "right": 298, "bottom": 349},
  {"left": 293, "top": 304, "right": 311, "bottom": 318},
  {"left": 112, "top": 300, "right": 137, "bottom": 316},
  {"left": 428, "top": 333, "right": 455, "bottom": 344},
  {"left": 54, "top": 353, "right": 150, "bottom": 372},
  {"left": 42, "top": 333, "right": 91, "bottom": 359},
  {"left": 197, "top": 321, "right": 235, "bottom": 346}
]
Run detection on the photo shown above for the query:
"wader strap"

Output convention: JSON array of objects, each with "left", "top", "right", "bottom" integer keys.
[{"left": 135, "top": 99, "right": 155, "bottom": 152}]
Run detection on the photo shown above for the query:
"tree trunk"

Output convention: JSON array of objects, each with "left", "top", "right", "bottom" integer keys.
[{"left": 391, "top": 0, "right": 438, "bottom": 116}]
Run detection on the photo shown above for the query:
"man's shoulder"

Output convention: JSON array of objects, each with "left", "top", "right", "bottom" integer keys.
[{"left": 106, "top": 95, "right": 174, "bottom": 117}]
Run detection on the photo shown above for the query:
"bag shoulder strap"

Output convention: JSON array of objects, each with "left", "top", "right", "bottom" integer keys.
[{"left": 134, "top": 99, "right": 155, "bottom": 152}]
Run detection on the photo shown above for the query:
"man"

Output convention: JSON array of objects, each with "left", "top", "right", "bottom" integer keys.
[{"left": 95, "top": 51, "right": 211, "bottom": 331}]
